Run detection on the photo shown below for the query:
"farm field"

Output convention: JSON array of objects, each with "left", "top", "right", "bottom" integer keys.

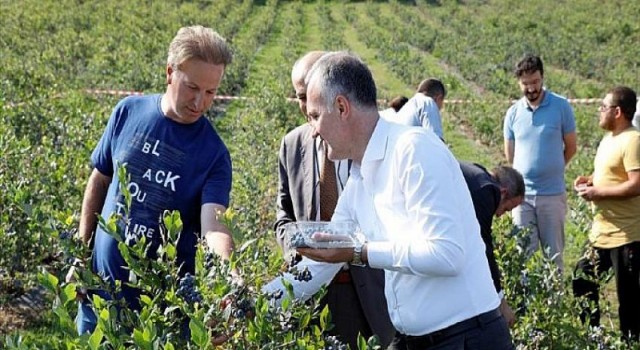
[{"left": 1, "top": 0, "right": 639, "bottom": 348}]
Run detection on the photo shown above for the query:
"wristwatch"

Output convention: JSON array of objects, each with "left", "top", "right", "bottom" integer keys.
[{"left": 351, "top": 242, "right": 366, "bottom": 267}]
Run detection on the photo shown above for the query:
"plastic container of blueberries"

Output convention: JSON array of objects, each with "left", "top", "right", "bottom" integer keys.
[{"left": 283, "top": 221, "right": 364, "bottom": 250}]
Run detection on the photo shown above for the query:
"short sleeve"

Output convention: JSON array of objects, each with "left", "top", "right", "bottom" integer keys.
[
  {"left": 503, "top": 105, "right": 516, "bottom": 140},
  {"left": 201, "top": 146, "right": 232, "bottom": 207},
  {"left": 91, "top": 101, "right": 127, "bottom": 177},
  {"left": 623, "top": 132, "right": 640, "bottom": 172},
  {"left": 561, "top": 100, "right": 577, "bottom": 134}
]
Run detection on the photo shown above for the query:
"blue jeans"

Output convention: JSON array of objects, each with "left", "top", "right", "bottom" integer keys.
[
  {"left": 76, "top": 300, "right": 98, "bottom": 334},
  {"left": 76, "top": 294, "right": 191, "bottom": 339}
]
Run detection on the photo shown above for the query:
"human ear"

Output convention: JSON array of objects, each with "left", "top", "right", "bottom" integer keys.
[
  {"left": 166, "top": 64, "right": 174, "bottom": 85},
  {"left": 335, "top": 95, "right": 350, "bottom": 119}
]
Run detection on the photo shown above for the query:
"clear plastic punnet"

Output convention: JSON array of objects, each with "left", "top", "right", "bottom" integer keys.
[{"left": 283, "top": 221, "right": 364, "bottom": 250}]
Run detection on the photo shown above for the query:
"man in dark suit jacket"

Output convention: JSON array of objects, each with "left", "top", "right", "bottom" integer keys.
[
  {"left": 460, "top": 161, "right": 525, "bottom": 328},
  {"left": 274, "top": 51, "right": 395, "bottom": 349}
]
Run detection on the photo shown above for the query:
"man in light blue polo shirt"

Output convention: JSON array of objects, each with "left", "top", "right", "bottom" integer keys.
[
  {"left": 503, "top": 54, "right": 577, "bottom": 271},
  {"left": 396, "top": 78, "right": 445, "bottom": 140}
]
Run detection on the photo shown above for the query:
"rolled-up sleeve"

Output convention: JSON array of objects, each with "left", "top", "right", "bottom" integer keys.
[{"left": 261, "top": 258, "right": 342, "bottom": 303}]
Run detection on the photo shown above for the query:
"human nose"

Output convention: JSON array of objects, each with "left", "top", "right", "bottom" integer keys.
[
  {"left": 310, "top": 126, "right": 320, "bottom": 138},
  {"left": 193, "top": 92, "right": 205, "bottom": 110}
]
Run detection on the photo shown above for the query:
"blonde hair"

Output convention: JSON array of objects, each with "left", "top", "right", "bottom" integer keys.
[{"left": 167, "top": 25, "right": 232, "bottom": 69}]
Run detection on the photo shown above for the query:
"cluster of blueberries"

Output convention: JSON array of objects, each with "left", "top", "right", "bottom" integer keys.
[
  {"left": 285, "top": 252, "right": 313, "bottom": 282},
  {"left": 59, "top": 230, "right": 73, "bottom": 240},
  {"left": 176, "top": 273, "right": 203, "bottom": 305},
  {"left": 203, "top": 251, "right": 218, "bottom": 271},
  {"left": 287, "top": 231, "right": 309, "bottom": 249},
  {"left": 324, "top": 335, "right": 349, "bottom": 350},
  {"left": 293, "top": 266, "right": 312, "bottom": 282},
  {"left": 266, "top": 289, "right": 284, "bottom": 300},
  {"left": 231, "top": 297, "right": 254, "bottom": 319}
]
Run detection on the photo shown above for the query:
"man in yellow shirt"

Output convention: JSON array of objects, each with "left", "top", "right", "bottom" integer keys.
[{"left": 573, "top": 86, "right": 640, "bottom": 342}]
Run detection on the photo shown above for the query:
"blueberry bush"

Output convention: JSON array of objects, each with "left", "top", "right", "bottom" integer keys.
[{"left": 2, "top": 0, "right": 640, "bottom": 349}]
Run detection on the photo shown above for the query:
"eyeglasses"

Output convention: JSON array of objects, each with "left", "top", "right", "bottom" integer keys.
[{"left": 598, "top": 104, "right": 618, "bottom": 112}]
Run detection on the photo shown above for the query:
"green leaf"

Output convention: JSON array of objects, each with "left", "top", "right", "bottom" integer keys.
[
  {"left": 107, "top": 222, "right": 118, "bottom": 238},
  {"left": 300, "top": 312, "right": 311, "bottom": 328},
  {"left": 357, "top": 334, "right": 367, "bottom": 350},
  {"left": 61, "top": 283, "right": 76, "bottom": 305},
  {"left": 189, "top": 318, "right": 209, "bottom": 348},
  {"left": 163, "top": 210, "right": 183, "bottom": 241},
  {"left": 143, "top": 326, "right": 152, "bottom": 341},
  {"left": 99, "top": 308, "right": 110, "bottom": 321},
  {"left": 92, "top": 294, "right": 106, "bottom": 309},
  {"left": 133, "top": 329, "right": 150, "bottom": 349},
  {"left": 38, "top": 271, "right": 59, "bottom": 292},
  {"left": 88, "top": 327, "right": 104, "bottom": 350},
  {"left": 281, "top": 297, "right": 291, "bottom": 311},
  {"left": 117, "top": 163, "right": 132, "bottom": 211},
  {"left": 118, "top": 242, "right": 133, "bottom": 265},
  {"left": 53, "top": 305, "right": 74, "bottom": 333},
  {"left": 319, "top": 304, "right": 330, "bottom": 330},
  {"left": 165, "top": 243, "right": 176, "bottom": 260},
  {"left": 239, "top": 238, "right": 257, "bottom": 252},
  {"left": 140, "top": 294, "right": 152, "bottom": 306},
  {"left": 313, "top": 325, "right": 322, "bottom": 337}
]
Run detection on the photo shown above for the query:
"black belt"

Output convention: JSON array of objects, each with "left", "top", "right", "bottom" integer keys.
[{"left": 404, "top": 308, "right": 503, "bottom": 348}]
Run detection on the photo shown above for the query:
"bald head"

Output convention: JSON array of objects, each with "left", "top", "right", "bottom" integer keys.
[
  {"left": 292, "top": 51, "right": 326, "bottom": 85},
  {"left": 291, "top": 51, "right": 326, "bottom": 118}
]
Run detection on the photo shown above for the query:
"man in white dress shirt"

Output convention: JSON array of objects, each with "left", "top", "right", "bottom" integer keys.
[
  {"left": 274, "top": 51, "right": 394, "bottom": 349},
  {"left": 264, "top": 52, "right": 513, "bottom": 350}
]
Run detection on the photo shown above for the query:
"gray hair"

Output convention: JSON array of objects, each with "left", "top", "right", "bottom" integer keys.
[
  {"left": 167, "top": 25, "right": 232, "bottom": 69},
  {"left": 291, "top": 51, "right": 326, "bottom": 84},
  {"left": 491, "top": 166, "right": 525, "bottom": 199},
  {"left": 305, "top": 51, "right": 377, "bottom": 112}
]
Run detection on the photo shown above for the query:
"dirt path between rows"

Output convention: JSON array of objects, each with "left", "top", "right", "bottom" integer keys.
[{"left": 0, "top": 286, "right": 49, "bottom": 335}]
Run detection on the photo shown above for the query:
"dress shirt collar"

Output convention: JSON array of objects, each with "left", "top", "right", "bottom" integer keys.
[{"left": 361, "top": 117, "right": 390, "bottom": 165}]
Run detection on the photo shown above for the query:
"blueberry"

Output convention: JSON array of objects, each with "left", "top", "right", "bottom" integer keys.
[{"left": 59, "top": 231, "right": 72, "bottom": 240}]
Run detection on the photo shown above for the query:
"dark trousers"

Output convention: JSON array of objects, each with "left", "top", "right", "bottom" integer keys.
[
  {"left": 322, "top": 271, "right": 372, "bottom": 350},
  {"left": 572, "top": 241, "right": 640, "bottom": 342},
  {"left": 387, "top": 308, "right": 513, "bottom": 350}
]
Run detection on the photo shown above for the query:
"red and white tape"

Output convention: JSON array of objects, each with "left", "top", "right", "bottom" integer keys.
[
  {"left": 85, "top": 89, "right": 144, "bottom": 96},
  {"left": 85, "top": 89, "right": 300, "bottom": 102},
  {"left": 3, "top": 89, "right": 604, "bottom": 110},
  {"left": 441, "top": 98, "right": 602, "bottom": 105},
  {"left": 85, "top": 89, "right": 604, "bottom": 105}
]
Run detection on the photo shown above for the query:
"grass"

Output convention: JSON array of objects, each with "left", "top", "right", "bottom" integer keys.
[
  {"left": 3, "top": 0, "right": 627, "bottom": 345},
  {"left": 332, "top": 3, "right": 413, "bottom": 101},
  {"left": 442, "top": 115, "right": 497, "bottom": 166}
]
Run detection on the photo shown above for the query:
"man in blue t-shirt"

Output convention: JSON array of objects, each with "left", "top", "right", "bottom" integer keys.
[
  {"left": 68, "top": 26, "right": 236, "bottom": 335},
  {"left": 503, "top": 54, "right": 577, "bottom": 271}
]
